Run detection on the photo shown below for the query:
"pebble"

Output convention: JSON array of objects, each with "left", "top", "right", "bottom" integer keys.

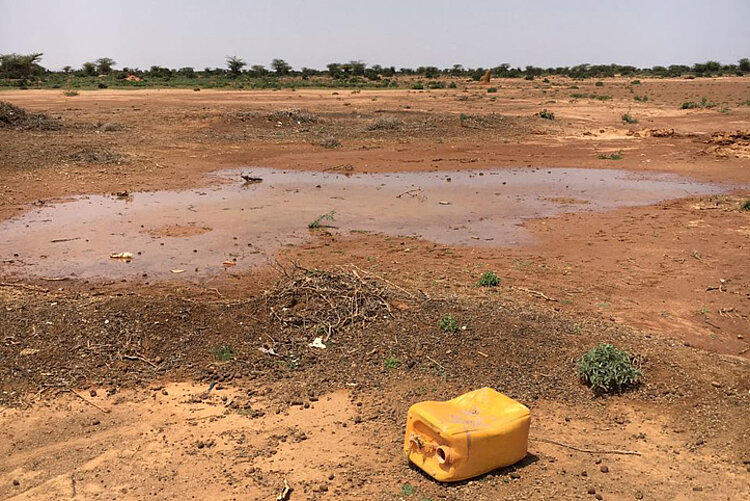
[
  {"left": 89, "top": 389, "right": 97, "bottom": 397},
  {"left": 581, "top": 471, "right": 588, "bottom": 477},
  {"left": 12, "top": 479, "right": 19, "bottom": 486},
  {"left": 91, "top": 419, "right": 100, "bottom": 426},
  {"left": 595, "top": 495, "right": 603, "bottom": 500},
  {"left": 693, "top": 486, "right": 703, "bottom": 492},
  {"left": 509, "top": 472, "right": 520, "bottom": 479},
  {"left": 635, "top": 492, "right": 644, "bottom": 499},
  {"left": 600, "top": 465, "right": 609, "bottom": 473},
  {"left": 588, "top": 487, "right": 596, "bottom": 494}
]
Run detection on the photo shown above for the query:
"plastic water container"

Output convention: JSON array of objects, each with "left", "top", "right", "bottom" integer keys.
[{"left": 404, "top": 387, "right": 530, "bottom": 482}]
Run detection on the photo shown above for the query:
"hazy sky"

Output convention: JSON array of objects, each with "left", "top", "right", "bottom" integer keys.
[{"left": 1, "top": 0, "right": 749, "bottom": 71}]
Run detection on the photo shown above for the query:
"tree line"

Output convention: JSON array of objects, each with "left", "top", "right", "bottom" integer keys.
[{"left": 2, "top": 53, "right": 749, "bottom": 82}]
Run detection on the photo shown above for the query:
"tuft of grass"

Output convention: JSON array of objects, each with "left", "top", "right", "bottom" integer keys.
[
  {"left": 681, "top": 97, "right": 717, "bottom": 110},
  {"left": 718, "top": 107, "right": 730, "bottom": 114},
  {"left": 597, "top": 151, "right": 623, "bottom": 160},
  {"left": 538, "top": 109, "right": 555, "bottom": 120},
  {"left": 438, "top": 314, "right": 459, "bottom": 333},
  {"left": 487, "top": 87, "right": 498, "bottom": 93},
  {"left": 62, "top": 90, "right": 79, "bottom": 96},
  {"left": 401, "top": 483, "right": 415, "bottom": 496},
  {"left": 319, "top": 136, "right": 341, "bottom": 149},
  {"left": 477, "top": 271, "right": 500, "bottom": 287},
  {"left": 570, "top": 93, "right": 611, "bottom": 101},
  {"left": 630, "top": 79, "right": 641, "bottom": 85},
  {"left": 634, "top": 95, "right": 648, "bottom": 102},
  {"left": 595, "top": 81, "right": 604, "bottom": 87},
  {"left": 621, "top": 113, "right": 638, "bottom": 124},
  {"left": 308, "top": 210, "right": 336, "bottom": 229},
  {"left": 577, "top": 343, "right": 641, "bottom": 393},
  {"left": 384, "top": 356, "right": 401, "bottom": 369},
  {"left": 448, "top": 81, "right": 457, "bottom": 89},
  {"left": 740, "top": 199, "right": 750, "bottom": 211},
  {"left": 212, "top": 345, "right": 236, "bottom": 361},
  {"left": 412, "top": 82, "right": 424, "bottom": 90}
]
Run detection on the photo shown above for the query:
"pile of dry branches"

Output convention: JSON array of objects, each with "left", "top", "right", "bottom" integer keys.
[{"left": 265, "top": 265, "right": 412, "bottom": 340}]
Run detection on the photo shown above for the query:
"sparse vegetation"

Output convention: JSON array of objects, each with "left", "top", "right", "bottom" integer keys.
[
  {"left": 367, "top": 117, "right": 404, "bottom": 130},
  {"left": 595, "top": 81, "right": 604, "bottom": 87},
  {"left": 538, "top": 109, "right": 555, "bottom": 120},
  {"left": 63, "top": 90, "right": 79, "bottom": 96},
  {"left": 308, "top": 210, "right": 336, "bottom": 229},
  {"left": 630, "top": 79, "right": 641, "bottom": 85},
  {"left": 438, "top": 314, "right": 459, "bottom": 333},
  {"left": 477, "top": 271, "right": 500, "bottom": 287},
  {"left": 384, "top": 356, "right": 401, "bottom": 369},
  {"left": 634, "top": 95, "right": 648, "bottom": 102},
  {"left": 740, "top": 200, "right": 750, "bottom": 211},
  {"left": 598, "top": 151, "right": 623, "bottom": 160},
  {"left": 577, "top": 343, "right": 641, "bottom": 392},
  {"left": 212, "top": 345, "right": 236, "bottom": 361},
  {"left": 681, "top": 97, "right": 716, "bottom": 109},
  {"left": 319, "top": 136, "right": 341, "bottom": 148},
  {"left": 570, "top": 93, "right": 612, "bottom": 101},
  {"left": 621, "top": 113, "right": 638, "bottom": 124},
  {"left": 487, "top": 87, "right": 498, "bottom": 93}
]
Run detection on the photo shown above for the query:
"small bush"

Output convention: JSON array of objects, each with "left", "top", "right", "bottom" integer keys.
[
  {"left": 621, "top": 113, "right": 638, "bottom": 124},
  {"left": 97, "top": 82, "right": 108, "bottom": 89},
  {"left": 448, "top": 81, "right": 457, "bottom": 89},
  {"left": 63, "top": 90, "right": 79, "bottom": 96},
  {"left": 634, "top": 95, "right": 648, "bottom": 102},
  {"left": 577, "top": 343, "right": 641, "bottom": 392},
  {"left": 630, "top": 79, "right": 641, "bottom": 85},
  {"left": 681, "top": 101, "right": 699, "bottom": 109},
  {"left": 542, "top": 78, "right": 550, "bottom": 83},
  {"left": 595, "top": 81, "right": 604, "bottom": 87},
  {"left": 597, "top": 151, "right": 623, "bottom": 160},
  {"left": 412, "top": 82, "right": 424, "bottom": 90},
  {"left": 524, "top": 74, "right": 534, "bottom": 80},
  {"left": 308, "top": 210, "right": 336, "bottom": 229},
  {"left": 740, "top": 199, "right": 750, "bottom": 211},
  {"left": 438, "top": 314, "right": 459, "bottom": 333},
  {"left": 384, "top": 356, "right": 401, "bottom": 369},
  {"left": 367, "top": 117, "right": 403, "bottom": 131},
  {"left": 487, "top": 87, "right": 498, "bottom": 93},
  {"left": 319, "top": 136, "right": 341, "bottom": 149},
  {"left": 212, "top": 345, "right": 236, "bottom": 361},
  {"left": 477, "top": 271, "right": 500, "bottom": 287},
  {"left": 538, "top": 109, "right": 555, "bottom": 120}
]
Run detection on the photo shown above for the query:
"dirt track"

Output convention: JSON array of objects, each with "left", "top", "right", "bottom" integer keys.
[{"left": 1, "top": 78, "right": 748, "bottom": 500}]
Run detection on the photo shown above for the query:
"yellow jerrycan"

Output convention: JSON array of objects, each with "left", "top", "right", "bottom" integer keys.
[{"left": 404, "top": 387, "right": 530, "bottom": 482}]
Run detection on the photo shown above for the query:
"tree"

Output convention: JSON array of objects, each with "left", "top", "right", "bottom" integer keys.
[
  {"left": 271, "top": 58, "right": 291, "bottom": 75},
  {"left": 0, "top": 53, "right": 45, "bottom": 78},
  {"left": 738, "top": 58, "right": 750, "bottom": 72},
  {"left": 95, "top": 57, "right": 116, "bottom": 74},
  {"left": 250, "top": 65, "right": 268, "bottom": 77},
  {"left": 226, "top": 56, "right": 246, "bottom": 76},
  {"left": 62, "top": 65, "right": 72, "bottom": 74},
  {"left": 82, "top": 61, "right": 97, "bottom": 76}
]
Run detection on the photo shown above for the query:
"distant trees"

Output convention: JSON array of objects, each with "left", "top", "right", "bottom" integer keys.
[
  {"left": 95, "top": 57, "right": 116, "bottom": 74},
  {"left": 740, "top": 58, "right": 750, "bottom": 72},
  {"left": 81, "top": 62, "right": 97, "bottom": 76},
  {"left": 62, "top": 65, "right": 72, "bottom": 74},
  {"left": 226, "top": 56, "right": 246, "bottom": 76},
  {"left": 0, "top": 53, "right": 45, "bottom": 78},
  {"left": 271, "top": 58, "right": 292, "bottom": 75}
]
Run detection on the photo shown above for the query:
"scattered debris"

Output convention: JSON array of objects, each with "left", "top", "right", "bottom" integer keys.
[
  {"left": 241, "top": 173, "right": 263, "bottom": 184},
  {"left": 110, "top": 252, "right": 134, "bottom": 261},
  {"left": 308, "top": 337, "right": 327, "bottom": 349},
  {"left": 0, "top": 101, "right": 61, "bottom": 130},
  {"left": 276, "top": 478, "right": 292, "bottom": 501}
]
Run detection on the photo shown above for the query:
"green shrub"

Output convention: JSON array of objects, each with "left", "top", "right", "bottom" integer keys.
[
  {"left": 577, "top": 343, "right": 641, "bottom": 392},
  {"left": 487, "top": 87, "right": 498, "bottom": 93},
  {"left": 212, "top": 345, "right": 236, "bottom": 361},
  {"left": 621, "top": 113, "right": 638, "bottom": 124},
  {"left": 681, "top": 101, "right": 699, "bottom": 109},
  {"left": 384, "top": 356, "right": 401, "bottom": 369},
  {"left": 598, "top": 151, "right": 623, "bottom": 160},
  {"left": 538, "top": 109, "right": 555, "bottom": 120},
  {"left": 319, "top": 136, "right": 340, "bottom": 149},
  {"left": 634, "top": 95, "right": 648, "bottom": 102},
  {"left": 308, "top": 210, "right": 336, "bottom": 228},
  {"left": 740, "top": 200, "right": 750, "bottom": 211},
  {"left": 412, "top": 82, "right": 424, "bottom": 90},
  {"left": 477, "top": 271, "right": 500, "bottom": 287},
  {"left": 630, "top": 79, "right": 641, "bottom": 85},
  {"left": 62, "top": 90, "right": 79, "bottom": 96},
  {"left": 595, "top": 81, "right": 604, "bottom": 87},
  {"left": 438, "top": 314, "right": 459, "bottom": 333},
  {"left": 448, "top": 81, "right": 457, "bottom": 89}
]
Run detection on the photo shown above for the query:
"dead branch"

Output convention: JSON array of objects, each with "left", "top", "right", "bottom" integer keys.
[{"left": 533, "top": 437, "right": 641, "bottom": 456}]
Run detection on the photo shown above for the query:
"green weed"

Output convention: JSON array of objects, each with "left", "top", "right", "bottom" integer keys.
[
  {"left": 438, "top": 314, "right": 459, "bottom": 333},
  {"left": 577, "top": 343, "right": 641, "bottom": 392}
]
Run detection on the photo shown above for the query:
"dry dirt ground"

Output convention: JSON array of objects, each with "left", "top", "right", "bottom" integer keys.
[{"left": 0, "top": 77, "right": 749, "bottom": 500}]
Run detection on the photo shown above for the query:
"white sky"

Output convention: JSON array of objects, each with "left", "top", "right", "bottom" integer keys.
[{"left": 1, "top": 0, "right": 749, "bottom": 71}]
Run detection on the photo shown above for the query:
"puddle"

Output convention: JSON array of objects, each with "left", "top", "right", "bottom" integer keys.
[{"left": 0, "top": 167, "right": 727, "bottom": 280}]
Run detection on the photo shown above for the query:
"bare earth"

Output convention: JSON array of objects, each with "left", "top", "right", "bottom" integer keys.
[{"left": 0, "top": 77, "right": 748, "bottom": 500}]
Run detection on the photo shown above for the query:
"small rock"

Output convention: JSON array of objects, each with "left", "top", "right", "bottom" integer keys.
[
  {"left": 13, "top": 479, "right": 20, "bottom": 486},
  {"left": 595, "top": 458, "right": 602, "bottom": 465},
  {"left": 89, "top": 389, "right": 97, "bottom": 397},
  {"left": 581, "top": 471, "right": 588, "bottom": 477},
  {"left": 328, "top": 473, "right": 335, "bottom": 480},
  {"left": 600, "top": 465, "right": 609, "bottom": 473},
  {"left": 711, "top": 381, "right": 722, "bottom": 388},
  {"left": 509, "top": 472, "right": 520, "bottom": 479},
  {"left": 693, "top": 486, "right": 703, "bottom": 492},
  {"left": 154, "top": 356, "right": 164, "bottom": 364},
  {"left": 91, "top": 419, "right": 100, "bottom": 426},
  {"left": 635, "top": 491, "right": 644, "bottom": 500},
  {"left": 588, "top": 487, "right": 596, "bottom": 494},
  {"left": 161, "top": 389, "right": 168, "bottom": 396},
  {"left": 595, "top": 495, "right": 603, "bottom": 500}
]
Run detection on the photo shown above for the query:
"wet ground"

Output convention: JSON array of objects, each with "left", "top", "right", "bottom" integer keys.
[{"left": 0, "top": 167, "right": 727, "bottom": 280}]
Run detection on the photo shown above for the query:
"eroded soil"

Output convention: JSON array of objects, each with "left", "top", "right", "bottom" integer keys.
[{"left": 1, "top": 78, "right": 748, "bottom": 500}]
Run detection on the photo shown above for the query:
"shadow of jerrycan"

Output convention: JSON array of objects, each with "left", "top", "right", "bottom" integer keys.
[{"left": 404, "top": 387, "right": 530, "bottom": 482}]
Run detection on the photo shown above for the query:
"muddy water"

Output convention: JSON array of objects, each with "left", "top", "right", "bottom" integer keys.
[{"left": 0, "top": 168, "right": 725, "bottom": 280}]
